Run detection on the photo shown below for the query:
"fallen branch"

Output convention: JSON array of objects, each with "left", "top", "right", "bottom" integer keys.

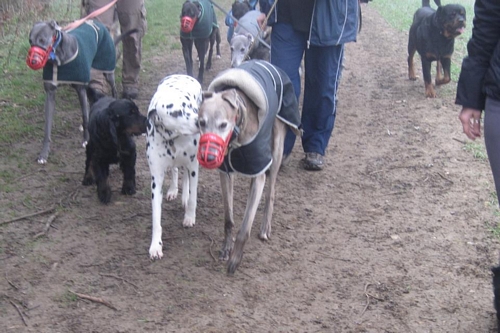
[
  {"left": 33, "top": 212, "right": 59, "bottom": 240},
  {"left": 452, "top": 137, "right": 467, "bottom": 145},
  {"left": 9, "top": 300, "right": 27, "bottom": 326},
  {"left": 202, "top": 232, "right": 217, "bottom": 262},
  {"left": 5, "top": 272, "right": 19, "bottom": 290},
  {"left": 99, "top": 273, "right": 138, "bottom": 289},
  {"left": 361, "top": 283, "right": 384, "bottom": 316},
  {"left": 0, "top": 206, "right": 55, "bottom": 226},
  {"left": 68, "top": 290, "right": 117, "bottom": 311}
]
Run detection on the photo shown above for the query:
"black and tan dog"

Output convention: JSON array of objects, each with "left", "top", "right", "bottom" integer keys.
[
  {"left": 407, "top": 1, "right": 466, "bottom": 98},
  {"left": 180, "top": 0, "right": 221, "bottom": 84},
  {"left": 82, "top": 89, "right": 147, "bottom": 204}
]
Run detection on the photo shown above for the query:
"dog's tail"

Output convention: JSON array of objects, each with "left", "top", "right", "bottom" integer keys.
[
  {"left": 114, "top": 28, "right": 139, "bottom": 45},
  {"left": 422, "top": 0, "right": 441, "bottom": 7},
  {"left": 86, "top": 87, "right": 107, "bottom": 105}
]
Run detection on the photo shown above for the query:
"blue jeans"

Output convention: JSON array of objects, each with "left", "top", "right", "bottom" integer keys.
[{"left": 270, "top": 23, "right": 344, "bottom": 156}]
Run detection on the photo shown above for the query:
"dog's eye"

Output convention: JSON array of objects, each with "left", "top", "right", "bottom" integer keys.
[
  {"left": 240, "top": 48, "right": 245, "bottom": 52},
  {"left": 198, "top": 119, "right": 206, "bottom": 128},
  {"left": 219, "top": 122, "right": 227, "bottom": 130}
]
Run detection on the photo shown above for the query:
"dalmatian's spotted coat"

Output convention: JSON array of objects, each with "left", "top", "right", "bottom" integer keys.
[{"left": 146, "top": 75, "right": 202, "bottom": 260}]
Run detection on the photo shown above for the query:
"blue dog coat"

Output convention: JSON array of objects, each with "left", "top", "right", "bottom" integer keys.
[
  {"left": 43, "top": 20, "right": 115, "bottom": 85},
  {"left": 208, "top": 60, "right": 301, "bottom": 176},
  {"left": 180, "top": 0, "right": 219, "bottom": 40}
]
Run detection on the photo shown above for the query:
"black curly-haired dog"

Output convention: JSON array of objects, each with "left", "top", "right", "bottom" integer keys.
[{"left": 82, "top": 89, "right": 147, "bottom": 204}]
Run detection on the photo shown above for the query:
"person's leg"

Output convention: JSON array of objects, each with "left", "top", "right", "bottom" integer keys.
[
  {"left": 301, "top": 43, "right": 344, "bottom": 168},
  {"left": 116, "top": 0, "right": 147, "bottom": 99},
  {"left": 270, "top": 23, "right": 307, "bottom": 157},
  {"left": 86, "top": 0, "right": 116, "bottom": 94},
  {"left": 483, "top": 97, "right": 500, "bottom": 205}
]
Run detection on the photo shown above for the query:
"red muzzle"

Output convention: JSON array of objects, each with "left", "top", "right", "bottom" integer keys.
[
  {"left": 197, "top": 132, "right": 232, "bottom": 169},
  {"left": 181, "top": 16, "right": 197, "bottom": 33},
  {"left": 26, "top": 45, "right": 52, "bottom": 70}
]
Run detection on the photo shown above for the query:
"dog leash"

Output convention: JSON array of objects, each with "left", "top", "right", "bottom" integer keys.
[{"left": 62, "top": 0, "right": 118, "bottom": 31}]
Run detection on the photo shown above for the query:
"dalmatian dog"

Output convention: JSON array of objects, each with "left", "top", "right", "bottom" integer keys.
[{"left": 146, "top": 75, "right": 202, "bottom": 260}]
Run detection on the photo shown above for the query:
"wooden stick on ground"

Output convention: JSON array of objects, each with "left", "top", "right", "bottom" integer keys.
[
  {"left": 9, "top": 300, "right": 28, "bottom": 326},
  {"left": 99, "top": 273, "right": 139, "bottom": 289},
  {"left": 0, "top": 206, "right": 55, "bottom": 226},
  {"left": 68, "top": 290, "right": 117, "bottom": 311},
  {"left": 33, "top": 212, "right": 59, "bottom": 240}
]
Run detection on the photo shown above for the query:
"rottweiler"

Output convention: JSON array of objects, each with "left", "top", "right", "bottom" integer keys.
[{"left": 407, "top": 1, "right": 466, "bottom": 98}]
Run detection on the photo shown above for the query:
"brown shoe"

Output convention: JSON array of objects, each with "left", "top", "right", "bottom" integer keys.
[
  {"left": 301, "top": 152, "right": 324, "bottom": 171},
  {"left": 122, "top": 87, "right": 138, "bottom": 99}
]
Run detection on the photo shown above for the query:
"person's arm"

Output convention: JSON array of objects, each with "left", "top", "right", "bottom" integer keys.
[
  {"left": 456, "top": 0, "right": 500, "bottom": 111},
  {"left": 456, "top": 0, "right": 500, "bottom": 140}
]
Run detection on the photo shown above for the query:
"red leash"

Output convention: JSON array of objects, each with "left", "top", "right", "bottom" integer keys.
[{"left": 63, "top": 0, "right": 118, "bottom": 31}]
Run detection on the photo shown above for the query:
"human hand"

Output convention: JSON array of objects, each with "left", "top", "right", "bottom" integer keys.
[{"left": 458, "top": 107, "right": 482, "bottom": 140}]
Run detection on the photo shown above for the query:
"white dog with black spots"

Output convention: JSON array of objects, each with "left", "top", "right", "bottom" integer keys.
[{"left": 146, "top": 75, "right": 202, "bottom": 260}]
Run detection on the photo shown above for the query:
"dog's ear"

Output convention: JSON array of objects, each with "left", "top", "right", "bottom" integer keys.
[
  {"left": 221, "top": 89, "right": 239, "bottom": 111},
  {"left": 245, "top": 33, "right": 254, "bottom": 43},
  {"left": 202, "top": 91, "right": 213, "bottom": 101},
  {"left": 48, "top": 20, "right": 61, "bottom": 31}
]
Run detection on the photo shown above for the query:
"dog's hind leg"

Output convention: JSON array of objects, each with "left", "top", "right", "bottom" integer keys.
[
  {"left": 220, "top": 172, "right": 235, "bottom": 261},
  {"left": 73, "top": 84, "right": 90, "bottom": 148},
  {"left": 103, "top": 72, "right": 118, "bottom": 98},
  {"left": 181, "top": 163, "right": 198, "bottom": 228},
  {"left": 260, "top": 121, "right": 286, "bottom": 240},
  {"left": 38, "top": 83, "right": 57, "bottom": 164},
  {"left": 227, "top": 173, "right": 266, "bottom": 275}
]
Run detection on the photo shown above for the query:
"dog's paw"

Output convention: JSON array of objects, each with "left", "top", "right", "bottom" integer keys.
[
  {"left": 98, "top": 187, "right": 112, "bottom": 204},
  {"left": 82, "top": 176, "right": 95, "bottom": 186},
  {"left": 149, "top": 243, "right": 164, "bottom": 260},
  {"left": 121, "top": 185, "right": 136, "bottom": 196},
  {"left": 82, "top": 140, "right": 88, "bottom": 148},
  {"left": 182, "top": 216, "right": 195, "bottom": 228},
  {"left": 166, "top": 188, "right": 178, "bottom": 201},
  {"left": 216, "top": 54, "right": 221, "bottom": 59},
  {"left": 37, "top": 157, "right": 47, "bottom": 165}
]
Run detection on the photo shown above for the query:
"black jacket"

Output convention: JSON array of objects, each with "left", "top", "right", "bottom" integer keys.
[{"left": 456, "top": 0, "right": 500, "bottom": 110}]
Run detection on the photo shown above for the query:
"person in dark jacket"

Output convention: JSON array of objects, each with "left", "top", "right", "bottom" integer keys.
[
  {"left": 264, "top": 0, "right": 358, "bottom": 171},
  {"left": 456, "top": 0, "right": 500, "bottom": 203}
]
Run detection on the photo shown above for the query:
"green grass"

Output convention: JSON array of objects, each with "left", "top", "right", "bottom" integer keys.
[{"left": 463, "top": 141, "right": 488, "bottom": 161}]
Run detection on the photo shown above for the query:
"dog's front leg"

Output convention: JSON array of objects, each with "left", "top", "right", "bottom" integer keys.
[
  {"left": 260, "top": 122, "right": 286, "bottom": 240},
  {"left": 435, "top": 56, "right": 451, "bottom": 86},
  {"left": 182, "top": 163, "right": 199, "bottom": 228},
  {"left": 119, "top": 145, "right": 137, "bottom": 196},
  {"left": 227, "top": 173, "right": 266, "bottom": 275},
  {"left": 73, "top": 84, "right": 90, "bottom": 146},
  {"left": 182, "top": 40, "right": 194, "bottom": 77},
  {"left": 149, "top": 162, "right": 166, "bottom": 259},
  {"left": 93, "top": 160, "right": 112, "bottom": 204},
  {"left": 421, "top": 58, "right": 436, "bottom": 98},
  {"left": 38, "top": 83, "right": 57, "bottom": 164},
  {"left": 219, "top": 172, "right": 235, "bottom": 261}
]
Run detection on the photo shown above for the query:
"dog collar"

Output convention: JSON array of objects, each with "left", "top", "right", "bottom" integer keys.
[{"left": 49, "top": 30, "right": 62, "bottom": 62}]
